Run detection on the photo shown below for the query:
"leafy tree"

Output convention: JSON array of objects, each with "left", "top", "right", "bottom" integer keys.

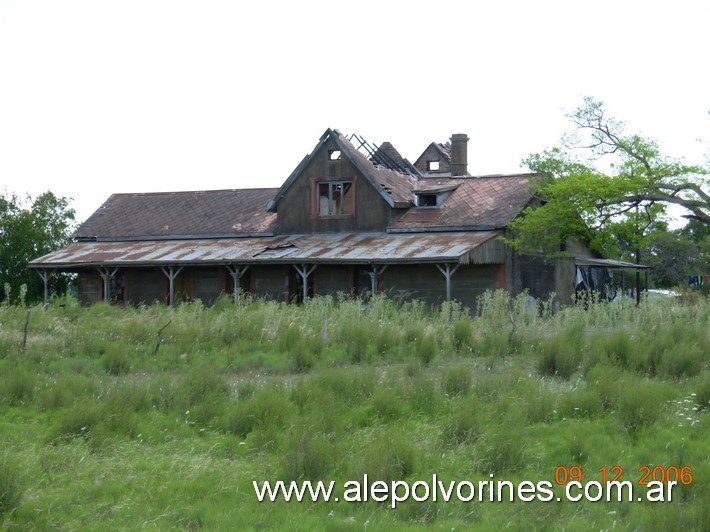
[
  {"left": 508, "top": 97, "right": 709, "bottom": 258},
  {"left": 643, "top": 230, "right": 700, "bottom": 287},
  {"left": 0, "top": 191, "right": 75, "bottom": 304}
]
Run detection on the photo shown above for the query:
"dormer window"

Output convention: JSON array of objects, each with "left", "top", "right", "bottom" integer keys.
[
  {"left": 427, "top": 160, "right": 440, "bottom": 171},
  {"left": 417, "top": 194, "right": 437, "bottom": 207},
  {"left": 317, "top": 181, "right": 353, "bottom": 216}
]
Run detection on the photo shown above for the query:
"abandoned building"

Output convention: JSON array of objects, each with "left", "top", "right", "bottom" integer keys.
[{"left": 30, "top": 129, "right": 647, "bottom": 308}]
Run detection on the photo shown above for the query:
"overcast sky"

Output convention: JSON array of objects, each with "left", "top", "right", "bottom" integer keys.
[{"left": 1, "top": 0, "right": 708, "bottom": 225}]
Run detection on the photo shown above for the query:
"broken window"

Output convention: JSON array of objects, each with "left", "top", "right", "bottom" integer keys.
[
  {"left": 328, "top": 149, "right": 342, "bottom": 160},
  {"left": 427, "top": 160, "right": 440, "bottom": 171},
  {"left": 318, "top": 181, "right": 353, "bottom": 216},
  {"left": 417, "top": 194, "right": 437, "bottom": 207}
]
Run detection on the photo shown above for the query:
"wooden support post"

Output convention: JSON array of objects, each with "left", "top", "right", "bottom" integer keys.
[
  {"left": 98, "top": 267, "right": 120, "bottom": 303},
  {"left": 293, "top": 264, "right": 317, "bottom": 302},
  {"left": 160, "top": 266, "right": 183, "bottom": 307},
  {"left": 35, "top": 269, "right": 52, "bottom": 307},
  {"left": 368, "top": 264, "right": 388, "bottom": 296},
  {"left": 226, "top": 265, "right": 249, "bottom": 303},
  {"left": 435, "top": 263, "right": 460, "bottom": 302}
]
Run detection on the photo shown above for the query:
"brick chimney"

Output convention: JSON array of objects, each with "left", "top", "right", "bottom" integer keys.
[{"left": 450, "top": 133, "right": 469, "bottom": 176}]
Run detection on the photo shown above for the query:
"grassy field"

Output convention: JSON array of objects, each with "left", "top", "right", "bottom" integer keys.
[{"left": 0, "top": 291, "right": 708, "bottom": 530}]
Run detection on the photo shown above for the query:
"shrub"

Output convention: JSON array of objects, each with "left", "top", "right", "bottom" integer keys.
[
  {"left": 416, "top": 333, "right": 438, "bottom": 366},
  {"left": 440, "top": 366, "right": 472, "bottom": 397},
  {"left": 603, "top": 330, "right": 636, "bottom": 368},
  {"left": 695, "top": 372, "right": 710, "bottom": 412},
  {"left": 338, "top": 321, "right": 371, "bottom": 363},
  {"left": 478, "top": 415, "right": 531, "bottom": 473},
  {"left": 224, "top": 386, "right": 295, "bottom": 439},
  {"left": 52, "top": 404, "right": 103, "bottom": 442},
  {"left": 38, "top": 374, "right": 99, "bottom": 411},
  {"left": 0, "top": 366, "right": 36, "bottom": 406},
  {"left": 369, "top": 386, "right": 406, "bottom": 421},
  {"left": 536, "top": 334, "right": 581, "bottom": 379},
  {"left": 282, "top": 424, "right": 335, "bottom": 480},
  {"left": 102, "top": 347, "right": 131, "bottom": 376},
  {"left": 616, "top": 379, "right": 673, "bottom": 432},
  {"left": 441, "top": 399, "right": 482, "bottom": 446},
  {"left": 179, "top": 367, "right": 230, "bottom": 407},
  {"left": 451, "top": 319, "right": 474, "bottom": 352},
  {"left": 658, "top": 343, "right": 704, "bottom": 379},
  {"left": 0, "top": 458, "right": 22, "bottom": 517},
  {"left": 558, "top": 387, "right": 604, "bottom": 419},
  {"left": 361, "top": 430, "right": 418, "bottom": 483}
]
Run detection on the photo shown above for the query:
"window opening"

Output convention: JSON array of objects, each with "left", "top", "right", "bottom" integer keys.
[
  {"left": 318, "top": 181, "right": 353, "bottom": 216},
  {"left": 418, "top": 194, "right": 437, "bottom": 207}
]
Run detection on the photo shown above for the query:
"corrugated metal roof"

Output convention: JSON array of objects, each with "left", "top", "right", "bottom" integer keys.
[
  {"left": 575, "top": 257, "right": 651, "bottom": 270},
  {"left": 30, "top": 231, "right": 501, "bottom": 268}
]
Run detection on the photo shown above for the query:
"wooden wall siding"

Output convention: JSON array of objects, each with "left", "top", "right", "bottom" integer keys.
[
  {"left": 193, "top": 268, "right": 226, "bottom": 305},
  {"left": 276, "top": 137, "right": 395, "bottom": 233},
  {"left": 460, "top": 237, "right": 508, "bottom": 265},
  {"left": 314, "top": 266, "right": 351, "bottom": 297},
  {"left": 126, "top": 270, "right": 165, "bottom": 306},
  {"left": 251, "top": 266, "right": 289, "bottom": 302},
  {"left": 77, "top": 273, "right": 101, "bottom": 306},
  {"left": 382, "top": 264, "right": 500, "bottom": 308}
]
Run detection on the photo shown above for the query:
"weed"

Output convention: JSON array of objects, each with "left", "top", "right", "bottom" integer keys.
[
  {"left": 558, "top": 387, "right": 604, "bottom": 420},
  {"left": 361, "top": 429, "right": 418, "bottom": 483},
  {"left": 102, "top": 346, "right": 131, "bottom": 375},
  {"left": 369, "top": 386, "right": 406, "bottom": 421},
  {"left": 0, "top": 366, "right": 35, "bottom": 406},
  {"left": 536, "top": 334, "right": 581, "bottom": 379},
  {"left": 441, "top": 398, "right": 483, "bottom": 446},
  {"left": 616, "top": 378, "right": 673, "bottom": 432},
  {"left": 282, "top": 423, "right": 336, "bottom": 480},
  {"left": 695, "top": 373, "right": 710, "bottom": 412},
  {"left": 416, "top": 333, "right": 438, "bottom": 366},
  {"left": 440, "top": 366, "right": 472, "bottom": 397},
  {"left": 338, "top": 320, "right": 371, "bottom": 364},
  {"left": 451, "top": 319, "right": 474, "bottom": 353},
  {"left": 478, "top": 415, "right": 531, "bottom": 474},
  {"left": 658, "top": 343, "right": 704, "bottom": 379},
  {"left": 0, "top": 458, "right": 22, "bottom": 517}
]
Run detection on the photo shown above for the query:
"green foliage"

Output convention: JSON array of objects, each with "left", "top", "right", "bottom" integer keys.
[
  {"left": 101, "top": 346, "right": 131, "bottom": 375},
  {"left": 0, "top": 296, "right": 707, "bottom": 529},
  {"left": 440, "top": 365, "right": 472, "bottom": 397},
  {"left": 0, "top": 191, "right": 75, "bottom": 303},
  {"left": 0, "top": 366, "right": 36, "bottom": 406},
  {"left": 361, "top": 429, "right": 418, "bottom": 483},
  {"left": 536, "top": 333, "right": 581, "bottom": 379},
  {"left": 450, "top": 318, "right": 474, "bottom": 352},
  {"left": 0, "top": 458, "right": 23, "bottom": 517},
  {"left": 509, "top": 97, "right": 709, "bottom": 257}
]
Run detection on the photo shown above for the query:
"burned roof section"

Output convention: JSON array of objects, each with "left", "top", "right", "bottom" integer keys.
[{"left": 74, "top": 188, "right": 278, "bottom": 241}]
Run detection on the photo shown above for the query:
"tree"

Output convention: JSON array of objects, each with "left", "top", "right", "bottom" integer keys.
[
  {"left": 0, "top": 191, "right": 75, "bottom": 304},
  {"left": 508, "top": 97, "right": 709, "bottom": 258}
]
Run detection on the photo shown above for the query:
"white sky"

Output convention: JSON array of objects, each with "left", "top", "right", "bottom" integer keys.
[{"left": 1, "top": 0, "right": 708, "bottom": 225}]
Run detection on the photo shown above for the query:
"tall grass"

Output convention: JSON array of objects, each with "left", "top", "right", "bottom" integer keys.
[{"left": 0, "top": 292, "right": 707, "bottom": 529}]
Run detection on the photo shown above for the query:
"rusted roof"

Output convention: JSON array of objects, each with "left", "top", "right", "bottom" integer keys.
[
  {"left": 74, "top": 188, "right": 278, "bottom": 241},
  {"left": 389, "top": 175, "right": 535, "bottom": 231},
  {"left": 30, "top": 231, "right": 501, "bottom": 268}
]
